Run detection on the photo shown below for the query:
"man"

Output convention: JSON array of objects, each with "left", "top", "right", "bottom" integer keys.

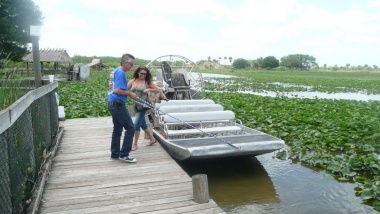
[{"left": 107, "top": 53, "right": 137, "bottom": 162}]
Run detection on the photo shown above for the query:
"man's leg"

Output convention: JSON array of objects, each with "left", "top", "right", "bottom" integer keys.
[
  {"left": 118, "top": 105, "right": 135, "bottom": 158},
  {"left": 109, "top": 105, "right": 123, "bottom": 158}
]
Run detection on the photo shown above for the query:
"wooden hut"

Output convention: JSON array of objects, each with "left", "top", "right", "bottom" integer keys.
[{"left": 23, "top": 49, "right": 73, "bottom": 73}]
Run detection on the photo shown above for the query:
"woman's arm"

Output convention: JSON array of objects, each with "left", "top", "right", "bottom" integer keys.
[
  {"left": 127, "top": 79, "right": 133, "bottom": 90},
  {"left": 144, "top": 82, "right": 159, "bottom": 94}
]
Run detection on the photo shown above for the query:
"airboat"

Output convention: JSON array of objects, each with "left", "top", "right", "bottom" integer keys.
[{"left": 146, "top": 55, "right": 284, "bottom": 161}]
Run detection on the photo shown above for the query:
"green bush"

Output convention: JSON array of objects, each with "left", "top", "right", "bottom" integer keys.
[{"left": 232, "top": 58, "right": 250, "bottom": 69}]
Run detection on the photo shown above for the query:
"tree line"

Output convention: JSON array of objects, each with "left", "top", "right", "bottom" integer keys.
[
  {"left": 202, "top": 54, "right": 379, "bottom": 71},
  {"left": 233, "top": 54, "right": 317, "bottom": 70}
]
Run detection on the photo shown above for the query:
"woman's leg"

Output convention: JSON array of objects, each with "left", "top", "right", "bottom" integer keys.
[
  {"left": 139, "top": 111, "right": 156, "bottom": 145},
  {"left": 132, "top": 111, "right": 147, "bottom": 151},
  {"left": 132, "top": 131, "right": 140, "bottom": 151},
  {"left": 144, "top": 127, "right": 156, "bottom": 146}
]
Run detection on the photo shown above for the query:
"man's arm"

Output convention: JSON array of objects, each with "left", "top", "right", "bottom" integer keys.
[{"left": 114, "top": 88, "right": 137, "bottom": 100}]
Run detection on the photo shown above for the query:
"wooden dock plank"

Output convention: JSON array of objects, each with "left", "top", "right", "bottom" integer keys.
[{"left": 39, "top": 117, "right": 225, "bottom": 214}]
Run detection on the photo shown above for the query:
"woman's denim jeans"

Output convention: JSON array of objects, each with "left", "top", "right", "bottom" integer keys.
[
  {"left": 134, "top": 110, "right": 148, "bottom": 132},
  {"left": 108, "top": 103, "right": 135, "bottom": 158}
]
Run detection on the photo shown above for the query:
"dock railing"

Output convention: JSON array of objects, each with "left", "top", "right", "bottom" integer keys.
[{"left": 0, "top": 81, "right": 59, "bottom": 214}]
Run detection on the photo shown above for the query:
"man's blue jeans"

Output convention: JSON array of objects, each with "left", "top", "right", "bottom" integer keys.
[{"left": 108, "top": 103, "right": 135, "bottom": 158}]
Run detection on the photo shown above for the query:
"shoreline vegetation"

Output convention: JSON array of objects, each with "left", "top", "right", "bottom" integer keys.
[{"left": 1, "top": 68, "right": 380, "bottom": 211}]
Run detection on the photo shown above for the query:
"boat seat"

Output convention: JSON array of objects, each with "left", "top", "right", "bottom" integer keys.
[
  {"left": 161, "top": 110, "right": 243, "bottom": 137},
  {"left": 157, "top": 104, "right": 224, "bottom": 115},
  {"left": 166, "top": 126, "right": 242, "bottom": 136},
  {"left": 155, "top": 99, "right": 215, "bottom": 109},
  {"left": 161, "top": 110, "right": 235, "bottom": 124}
]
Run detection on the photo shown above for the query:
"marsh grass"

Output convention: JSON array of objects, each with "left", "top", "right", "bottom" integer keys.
[
  {"left": 202, "top": 69, "right": 380, "bottom": 94},
  {"left": 0, "top": 80, "right": 29, "bottom": 110}
]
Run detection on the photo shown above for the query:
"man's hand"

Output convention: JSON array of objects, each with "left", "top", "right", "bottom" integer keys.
[{"left": 129, "top": 92, "right": 137, "bottom": 100}]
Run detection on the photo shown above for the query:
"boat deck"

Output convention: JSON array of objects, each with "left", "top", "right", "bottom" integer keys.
[{"left": 39, "top": 117, "right": 226, "bottom": 214}]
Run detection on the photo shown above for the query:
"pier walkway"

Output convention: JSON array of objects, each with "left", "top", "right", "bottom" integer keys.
[{"left": 39, "top": 117, "right": 225, "bottom": 214}]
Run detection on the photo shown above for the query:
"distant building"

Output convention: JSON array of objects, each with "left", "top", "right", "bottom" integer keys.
[
  {"left": 87, "top": 59, "right": 107, "bottom": 70},
  {"left": 23, "top": 49, "right": 73, "bottom": 72}
]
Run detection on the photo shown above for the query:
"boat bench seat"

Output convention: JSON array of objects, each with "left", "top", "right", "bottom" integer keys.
[
  {"left": 155, "top": 99, "right": 215, "bottom": 109},
  {"left": 156, "top": 104, "right": 224, "bottom": 116},
  {"left": 166, "top": 126, "right": 242, "bottom": 136},
  {"left": 161, "top": 110, "right": 235, "bottom": 123},
  {"left": 161, "top": 110, "right": 243, "bottom": 137}
]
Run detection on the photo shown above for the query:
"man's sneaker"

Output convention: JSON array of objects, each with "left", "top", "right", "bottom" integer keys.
[{"left": 119, "top": 156, "right": 137, "bottom": 163}]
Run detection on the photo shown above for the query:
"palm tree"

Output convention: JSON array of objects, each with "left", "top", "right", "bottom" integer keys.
[
  {"left": 229, "top": 57, "right": 233, "bottom": 65},
  {"left": 218, "top": 57, "right": 221, "bottom": 65},
  {"left": 208, "top": 56, "right": 211, "bottom": 62}
]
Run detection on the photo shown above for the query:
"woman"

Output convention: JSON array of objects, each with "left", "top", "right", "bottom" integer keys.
[{"left": 128, "top": 66, "right": 159, "bottom": 151}]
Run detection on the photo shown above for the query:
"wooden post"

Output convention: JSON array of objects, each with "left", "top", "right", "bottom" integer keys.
[
  {"left": 30, "top": 26, "right": 41, "bottom": 87},
  {"left": 192, "top": 174, "right": 209, "bottom": 203},
  {"left": 32, "top": 36, "right": 41, "bottom": 88}
]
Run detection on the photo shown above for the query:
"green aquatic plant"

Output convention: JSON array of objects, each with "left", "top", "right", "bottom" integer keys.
[
  {"left": 206, "top": 92, "right": 380, "bottom": 210},
  {"left": 58, "top": 70, "right": 134, "bottom": 118},
  {"left": 58, "top": 71, "right": 111, "bottom": 118}
]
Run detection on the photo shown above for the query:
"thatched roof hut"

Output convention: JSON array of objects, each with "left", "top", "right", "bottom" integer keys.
[
  {"left": 24, "top": 49, "right": 73, "bottom": 63},
  {"left": 23, "top": 49, "right": 73, "bottom": 72}
]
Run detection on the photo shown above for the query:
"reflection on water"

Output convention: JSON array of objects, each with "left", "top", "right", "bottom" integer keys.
[
  {"left": 202, "top": 73, "right": 238, "bottom": 78},
  {"left": 179, "top": 156, "right": 279, "bottom": 213},
  {"left": 178, "top": 154, "right": 376, "bottom": 214},
  {"left": 269, "top": 82, "right": 312, "bottom": 90},
  {"left": 257, "top": 153, "right": 376, "bottom": 214},
  {"left": 237, "top": 90, "right": 380, "bottom": 101}
]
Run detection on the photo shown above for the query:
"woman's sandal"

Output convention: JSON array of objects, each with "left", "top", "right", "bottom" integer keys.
[
  {"left": 147, "top": 140, "right": 157, "bottom": 146},
  {"left": 131, "top": 144, "right": 138, "bottom": 151}
]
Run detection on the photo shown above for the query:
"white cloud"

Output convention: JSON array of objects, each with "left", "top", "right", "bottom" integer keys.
[
  {"left": 80, "top": 0, "right": 229, "bottom": 17},
  {"left": 32, "top": 0, "right": 380, "bottom": 66}
]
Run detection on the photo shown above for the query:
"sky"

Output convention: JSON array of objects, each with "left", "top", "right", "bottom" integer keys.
[{"left": 32, "top": 0, "right": 380, "bottom": 66}]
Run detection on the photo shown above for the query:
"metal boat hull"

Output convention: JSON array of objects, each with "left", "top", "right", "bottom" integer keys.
[{"left": 152, "top": 124, "right": 285, "bottom": 161}]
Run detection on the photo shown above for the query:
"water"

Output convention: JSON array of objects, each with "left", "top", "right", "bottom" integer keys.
[
  {"left": 201, "top": 73, "right": 380, "bottom": 101},
  {"left": 178, "top": 154, "right": 377, "bottom": 213},
  {"left": 237, "top": 90, "right": 380, "bottom": 101},
  {"left": 189, "top": 73, "right": 379, "bottom": 213}
]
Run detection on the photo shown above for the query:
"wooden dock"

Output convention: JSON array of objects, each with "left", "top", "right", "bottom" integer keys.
[{"left": 39, "top": 117, "right": 226, "bottom": 214}]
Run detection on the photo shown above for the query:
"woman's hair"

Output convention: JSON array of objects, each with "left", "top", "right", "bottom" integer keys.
[{"left": 133, "top": 66, "right": 152, "bottom": 84}]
